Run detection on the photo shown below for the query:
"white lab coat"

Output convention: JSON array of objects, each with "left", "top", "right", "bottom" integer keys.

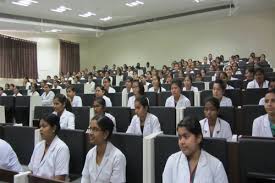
[
  {"left": 122, "top": 88, "right": 133, "bottom": 95},
  {"left": 220, "top": 96, "right": 232, "bottom": 107},
  {"left": 259, "top": 97, "right": 265, "bottom": 105},
  {"left": 247, "top": 79, "right": 269, "bottom": 89},
  {"left": 127, "top": 96, "right": 136, "bottom": 109},
  {"left": 108, "top": 87, "right": 116, "bottom": 93},
  {"left": 199, "top": 118, "right": 232, "bottom": 140},
  {"left": 52, "top": 85, "right": 62, "bottom": 89},
  {"left": 86, "top": 81, "right": 95, "bottom": 93},
  {"left": 13, "top": 93, "right": 23, "bottom": 97},
  {"left": 226, "top": 85, "right": 234, "bottom": 90},
  {"left": 81, "top": 142, "right": 126, "bottom": 183},
  {"left": 105, "top": 112, "right": 117, "bottom": 132},
  {"left": 71, "top": 96, "right": 83, "bottom": 107},
  {"left": 163, "top": 150, "right": 228, "bottom": 183},
  {"left": 28, "top": 136, "right": 70, "bottom": 179},
  {"left": 28, "top": 91, "right": 40, "bottom": 96},
  {"left": 25, "top": 82, "right": 31, "bottom": 90},
  {"left": 252, "top": 114, "right": 273, "bottom": 137},
  {"left": 0, "top": 92, "right": 7, "bottom": 96},
  {"left": 103, "top": 95, "right": 112, "bottom": 107},
  {"left": 165, "top": 94, "right": 191, "bottom": 108},
  {"left": 148, "top": 87, "right": 167, "bottom": 93},
  {"left": 182, "top": 86, "right": 198, "bottom": 92},
  {"left": 0, "top": 139, "right": 22, "bottom": 172},
  {"left": 53, "top": 109, "right": 75, "bottom": 129},
  {"left": 126, "top": 113, "right": 161, "bottom": 136},
  {"left": 41, "top": 91, "right": 55, "bottom": 106}
]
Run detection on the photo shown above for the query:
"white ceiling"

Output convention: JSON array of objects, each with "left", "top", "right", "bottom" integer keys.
[{"left": 0, "top": 0, "right": 274, "bottom": 35}]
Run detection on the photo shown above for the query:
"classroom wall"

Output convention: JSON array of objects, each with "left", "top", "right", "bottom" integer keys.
[{"left": 86, "top": 8, "right": 275, "bottom": 69}]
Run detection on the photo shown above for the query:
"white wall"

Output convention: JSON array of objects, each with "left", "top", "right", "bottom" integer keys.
[{"left": 86, "top": 9, "right": 275, "bottom": 69}]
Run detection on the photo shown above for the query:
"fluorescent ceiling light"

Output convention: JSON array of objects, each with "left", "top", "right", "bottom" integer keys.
[
  {"left": 12, "top": 0, "right": 38, "bottom": 7},
  {"left": 126, "top": 1, "right": 144, "bottom": 7},
  {"left": 79, "top": 12, "right": 96, "bottom": 18},
  {"left": 45, "top": 29, "right": 62, "bottom": 33},
  {"left": 51, "top": 6, "right": 72, "bottom": 13},
  {"left": 194, "top": 0, "right": 203, "bottom": 3},
  {"left": 100, "top": 16, "right": 112, "bottom": 21}
]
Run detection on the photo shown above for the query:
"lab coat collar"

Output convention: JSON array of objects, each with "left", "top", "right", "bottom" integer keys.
[
  {"left": 95, "top": 142, "right": 113, "bottom": 180},
  {"left": 203, "top": 118, "right": 221, "bottom": 134},
  {"left": 40, "top": 136, "right": 60, "bottom": 167},
  {"left": 263, "top": 114, "right": 270, "bottom": 128}
]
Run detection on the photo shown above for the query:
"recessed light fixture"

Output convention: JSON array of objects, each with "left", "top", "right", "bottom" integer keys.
[
  {"left": 45, "top": 29, "right": 62, "bottom": 33},
  {"left": 79, "top": 12, "right": 96, "bottom": 18},
  {"left": 126, "top": 1, "right": 144, "bottom": 7},
  {"left": 12, "top": 0, "right": 38, "bottom": 7},
  {"left": 100, "top": 16, "right": 112, "bottom": 22},
  {"left": 51, "top": 6, "right": 72, "bottom": 13}
]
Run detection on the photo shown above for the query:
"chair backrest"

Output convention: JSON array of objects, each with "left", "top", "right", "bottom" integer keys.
[
  {"left": 158, "top": 91, "right": 171, "bottom": 106},
  {"left": 106, "top": 107, "right": 132, "bottom": 132},
  {"left": 154, "top": 135, "right": 228, "bottom": 183},
  {"left": 200, "top": 90, "right": 213, "bottom": 106},
  {"left": 150, "top": 107, "right": 176, "bottom": 135},
  {"left": 192, "top": 82, "right": 205, "bottom": 91},
  {"left": 106, "top": 92, "right": 122, "bottom": 106},
  {"left": 111, "top": 133, "right": 143, "bottom": 183},
  {"left": 182, "top": 91, "right": 194, "bottom": 106},
  {"left": 72, "top": 107, "right": 90, "bottom": 130},
  {"left": 58, "top": 129, "right": 86, "bottom": 176},
  {"left": 15, "top": 96, "right": 30, "bottom": 107},
  {"left": 239, "top": 137, "right": 275, "bottom": 183},
  {"left": 0, "top": 96, "right": 15, "bottom": 109},
  {"left": 78, "top": 94, "right": 95, "bottom": 107},
  {"left": 34, "top": 106, "right": 53, "bottom": 119},
  {"left": 3, "top": 90, "right": 13, "bottom": 96},
  {"left": 0, "top": 168, "right": 18, "bottom": 182},
  {"left": 145, "top": 92, "right": 158, "bottom": 106},
  {"left": 227, "top": 80, "right": 243, "bottom": 89},
  {"left": 19, "top": 89, "right": 28, "bottom": 96},
  {"left": 51, "top": 89, "right": 61, "bottom": 95},
  {"left": 224, "top": 89, "right": 242, "bottom": 106},
  {"left": 73, "top": 84, "right": 84, "bottom": 94},
  {"left": 28, "top": 174, "right": 66, "bottom": 183},
  {"left": 3, "top": 126, "right": 35, "bottom": 165},
  {"left": 242, "top": 89, "right": 268, "bottom": 105}
]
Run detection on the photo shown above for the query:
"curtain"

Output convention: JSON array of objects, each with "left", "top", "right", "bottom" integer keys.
[
  {"left": 0, "top": 34, "right": 38, "bottom": 79},
  {"left": 60, "top": 40, "right": 80, "bottom": 74}
]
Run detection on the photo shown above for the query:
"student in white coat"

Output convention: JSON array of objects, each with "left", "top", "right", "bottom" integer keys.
[
  {"left": 127, "top": 80, "right": 146, "bottom": 109},
  {"left": 13, "top": 86, "right": 23, "bottom": 96},
  {"left": 23, "top": 77, "right": 31, "bottom": 90},
  {"left": 52, "top": 80, "right": 62, "bottom": 90},
  {"left": 0, "top": 138, "right": 22, "bottom": 172},
  {"left": 66, "top": 86, "right": 82, "bottom": 107},
  {"left": 103, "top": 77, "right": 116, "bottom": 93},
  {"left": 81, "top": 115, "right": 126, "bottom": 183},
  {"left": 122, "top": 77, "right": 133, "bottom": 95},
  {"left": 0, "top": 87, "right": 7, "bottom": 96},
  {"left": 28, "top": 114, "right": 70, "bottom": 181},
  {"left": 148, "top": 75, "right": 166, "bottom": 93},
  {"left": 165, "top": 79, "right": 191, "bottom": 108},
  {"left": 28, "top": 83, "right": 40, "bottom": 96},
  {"left": 95, "top": 86, "right": 112, "bottom": 107},
  {"left": 182, "top": 75, "right": 199, "bottom": 92},
  {"left": 163, "top": 117, "right": 228, "bottom": 183},
  {"left": 93, "top": 97, "right": 117, "bottom": 132},
  {"left": 212, "top": 79, "right": 232, "bottom": 107},
  {"left": 252, "top": 89, "right": 275, "bottom": 137},
  {"left": 86, "top": 75, "right": 96, "bottom": 93},
  {"left": 52, "top": 94, "right": 75, "bottom": 129},
  {"left": 200, "top": 97, "right": 232, "bottom": 140},
  {"left": 126, "top": 96, "right": 161, "bottom": 136},
  {"left": 259, "top": 79, "right": 275, "bottom": 105},
  {"left": 247, "top": 68, "right": 269, "bottom": 89},
  {"left": 41, "top": 84, "right": 55, "bottom": 106}
]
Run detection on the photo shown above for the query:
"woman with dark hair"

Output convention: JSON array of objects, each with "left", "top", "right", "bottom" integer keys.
[
  {"left": 29, "top": 83, "right": 40, "bottom": 96},
  {"left": 0, "top": 87, "right": 7, "bottom": 96},
  {"left": 165, "top": 72, "right": 173, "bottom": 84},
  {"left": 28, "top": 114, "right": 70, "bottom": 181},
  {"left": 66, "top": 85, "right": 83, "bottom": 107},
  {"left": 182, "top": 75, "right": 198, "bottom": 92},
  {"left": 148, "top": 75, "right": 166, "bottom": 93},
  {"left": 82, "top": 115, "right": 126, "bottom": 183},
  {"left": 247, "top": 68, "right": 269, "bottom": 88},
  {"left": 165, "top": 79, "right": 191, "bottom": 108},
  {"left": 95, "top": 86, "right": 112, "bottom": 107},
  {"left": 52, "top": 94, "right": 75, "bottom": 129},
  {"left": 162, "top": 116, "right": 228, "bottom": 183},
  {"left": 41, "top": 83, "right": 55, "bottom": 106},
  {"left": 200, "top": 97, "right": 232, "bottom": 140},
  {"left": 126, "top": 96, "right": 160, "bottom": 136},
  {"left": 127, "top": 80, "right": 145, "bottom": 109},
  {"left": 103, "top": 77, "right": 116, "bottom": 93},
  {"left": 122, "top": 76, "right": 133, "bottom": 95},
  {"left": 23, "top": 76, "right": 31, "bottom": 90},
  {"left": 212, "top": 79, "right": 232, "bottom": 106},
  {"left": 93, "top": 97, "right": 116, "bottom": 132}
]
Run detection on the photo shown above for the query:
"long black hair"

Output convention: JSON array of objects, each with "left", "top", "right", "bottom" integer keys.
[{"left": 54, "top": 94, "right": 72, "bottom": 112}]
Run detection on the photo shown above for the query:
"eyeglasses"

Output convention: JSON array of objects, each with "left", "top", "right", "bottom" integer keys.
[{"left": 86, "top": 127, "right": 103, "bottom": 133}]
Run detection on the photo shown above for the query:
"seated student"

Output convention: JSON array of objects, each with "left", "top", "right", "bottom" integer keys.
[
  {"left": 66, "top": 86, "right": 82, "bottom": 107},
  {"left": 93, "top": 97, "right": 116, "bottom": 132},
  {"left": 0, "top": 87, "right": 7, "bottom": 96},
  {"left": 212, "top": 79, "right": 232, "bottom": 107},
  {"left": 127, "top": 80, "right": 145, "bottom": 109},
  {"left": 165, "top": 79, "right": 191, "bottom": 108},
  {"left": 244, "top": 68, "right": 254, "bottom": 81},
  {"left": 247, "top": 67, "right": 269, "bottom": 88},
  {"left": 252, "top": 89, "right": 275, "bottom": 137},
  {"left": 140, "top": 74, "right": 150, "bottom": 92},
  {"left": 52, "top": 80, "right": 62, "bottom": 89},
  {"left": 224, "top": 65, "right": 238, "bottom": 80},
  {"left": 101, "top": 71, "right": 113, "bottom": 85},
  {"left": 122, "top": 76, "right": 133, "bottom": 95},
  {"left": 126, "top": 96, "right": 161, "bottom": 136},
  {"left": 4, "top": 83, "right": 10, "bottom": 90},
  {"left": 162, "top": 117, "right": 228, "bottom": 183},
  {"left": 148, "top": 75, "right": 166, "bottom": 93},
  {"left": 9, "top": 84, "right": 15, "bottom": 91},
  {"left": 0, "top": 139, "right": 22, "bottom": 172},
  {"left": 164, "top": 73, "right": 173, "bottom": 84},
  {"left": 28, "top": 83, "right": 40, "bottom": 96},
  {"left": 41, "top": 84, "right": 55, "bottom": 106},
  {"left": 194, "top": 72, "right": 203, "bottom": 82},
  {"left": 182, "top": 75, "right": 198, "bottom": 92},
  {"left": 23, "top": 77, "right": 31, "bottom": 90},
  {"left": 28, "top": 114, "right": 70, "bottom": 181},
  {"left": 219, "top": 72, "right": 234, "bottom": 89},
  {"left": 82, "top": 115, "right": 126, "bottom": 183},
  {"left": 86, "top": 75, "right": 96, "bottom": 93},
  {"left": 52, "top": 94, "right": 75, "bottom": 129},
  {"left": 13, "top": 86, "right": 23, "bottom": 96},
  {"left": 200, "top": 97, "right": 232, "bottom": 140},
  {"left": 95, "top": 86, "right": 112, "bottom": 107},
  {"left": 259, "top": 79, "right": 275, "bottom": 105},
  {"left": 103, "top": 77, "right": 116, "bottom": 93}
]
